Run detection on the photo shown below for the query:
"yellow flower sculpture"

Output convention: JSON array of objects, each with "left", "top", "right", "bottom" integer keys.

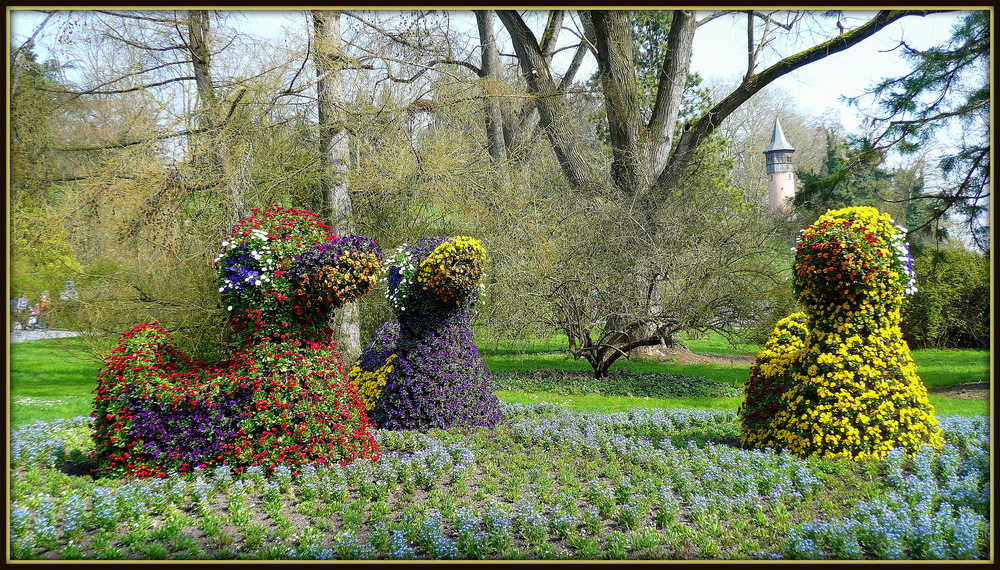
[{"left": 740, "top": 206, "right": 943, "bottom": 460}]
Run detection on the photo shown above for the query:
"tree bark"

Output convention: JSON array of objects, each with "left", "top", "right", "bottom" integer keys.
[
  {"left": 474, "top": 10, "right": 509, "bottom": 170},
  {"left": 187, "top": 9, "right": 247, "bottom": 223},
  {"left": 646, "top": 10, "right": 696, "bottom": 181},
  {"left": 314, "top": 9, "right": 361, "bottom": 359},
  {"left": 591, "top": 10, "right": 648, "bottom": 196},
  {"left": 499, "top": 9, "right": 942, "bottom": 201},
  {"left": 496, "top": 10, "right": 600, "bottom": 192}
]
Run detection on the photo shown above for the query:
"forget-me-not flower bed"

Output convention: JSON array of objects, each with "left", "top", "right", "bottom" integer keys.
[{"left": 8, "top": 404, "right": 990, "bottom": 560}]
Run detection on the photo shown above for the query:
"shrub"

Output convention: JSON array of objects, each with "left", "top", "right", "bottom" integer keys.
[
  {"left": 490, "top": 369, "right": 740, "bottom": 399},
  {"left": 740, "top": 207, "right": 943, "bottom": 460},
  {"left": 902, "top": 246, "right": 990, "bottom": 349}
]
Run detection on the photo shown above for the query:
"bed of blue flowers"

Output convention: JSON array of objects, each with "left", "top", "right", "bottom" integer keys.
[{"left": 8, "top": 403, "right": 990, "bottom": 560}]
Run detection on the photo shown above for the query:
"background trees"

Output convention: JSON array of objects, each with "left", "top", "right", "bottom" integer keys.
[
  {"left": 901, "top": 245, "right": 990, "bottom": 349},
  {"left": 848, "top": 10, "right": 989, "bottom": 251},
  {"left": 9, "top": 9, "right": 989, "bottom": 366}
]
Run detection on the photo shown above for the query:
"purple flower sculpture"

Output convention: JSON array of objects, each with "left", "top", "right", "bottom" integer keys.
[{"left": 349, "top": 237, "right": 503, "bottom": 431}]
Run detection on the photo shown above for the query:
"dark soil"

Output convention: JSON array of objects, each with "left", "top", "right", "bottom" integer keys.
[{"left": 929, "top": 382, "right": 990, "bottom": 401}]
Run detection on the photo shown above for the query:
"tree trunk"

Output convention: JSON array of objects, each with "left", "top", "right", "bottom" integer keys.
[
  {"left": 496, "top": 10, "right": 600, "bottom": 192},
  {"left": 474, "top": 10, "right": 509, "bottom": 176},
  {"left": 646, "top": 10, "right": 696, "bottom": 180},
  {"left": 591, "top": 10, "right": 649, "bottom": 197},
  {"left": 187, "top": 9, "right": 247, "bottom": 224},
  {"left": 314, "top": 9, "right": 361, "bottom": 359}
]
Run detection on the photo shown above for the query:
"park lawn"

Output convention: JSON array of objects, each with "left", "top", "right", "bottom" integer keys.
[
  {"left": 482, "top": 332, "right": 990, "bottom": 417},
  {"left": 7, "top": 334, "right": 992, "bottom": 429},
  {"left": 910, "top": 348, "right": 991, "bottom": 388},
  {"left": 8, "top": 336, "right": 104, "bottom": 428}
]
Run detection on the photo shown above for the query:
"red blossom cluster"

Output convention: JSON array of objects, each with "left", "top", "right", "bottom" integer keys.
[
  {"left": 92, "top": 323, "right": 379, "bottom": 479},
  {"left": 91, "top": 205, "right": 384, "bottom": 479}
]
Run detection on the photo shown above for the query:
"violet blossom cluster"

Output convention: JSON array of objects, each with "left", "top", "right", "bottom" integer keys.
[{"left": 352, "top": 237, "right": 503, "bottom": 431}]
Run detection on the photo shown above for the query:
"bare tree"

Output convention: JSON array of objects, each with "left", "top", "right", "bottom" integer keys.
[
  {"left": 497, "top": 9, "right": 948, "bottom": 201},
  {"left": 489, "top": 9, "right": 951, "bottom": 371}
]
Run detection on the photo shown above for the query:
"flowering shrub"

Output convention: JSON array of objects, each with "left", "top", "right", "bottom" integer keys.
[
  {"left": 92, "top": 205, "right": 383, "bottom": 477},
  {"left": 740, "top": 206, "right": 942, "bottom": 460},
  {"left": 350, "top": 237, "right": 503, "bottom": 430}
]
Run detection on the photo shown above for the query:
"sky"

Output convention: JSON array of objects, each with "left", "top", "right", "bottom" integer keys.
[
  {"left": 8, "top": 8, "right": 968, "bottom": 136},
  {"left": 688, "top": 10, "right": 966, "bottom": 133}
]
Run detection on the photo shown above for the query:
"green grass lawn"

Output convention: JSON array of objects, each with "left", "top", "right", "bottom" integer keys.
[
  {"left": 5, "top": 333, "right": 991, "bottom": 561},
  {"left": 7, "top": 332, "right": 991, "bottom": 429},
  {"left": 8, "top": 336, "right": 104, "bottom": 428}
]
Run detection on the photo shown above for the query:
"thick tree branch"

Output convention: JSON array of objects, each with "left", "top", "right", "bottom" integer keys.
[
  {"left": 497, "top": 9, "right": 598, "bottom": 192},
  {"left": 647, "top": 10, "right": 697, "bottom": 182},
  {"left": 36, "top": 74, "right": 196, "bottom": 96},
  {"left": 656, "top": 9, "right": 950, "bottom": 192}
]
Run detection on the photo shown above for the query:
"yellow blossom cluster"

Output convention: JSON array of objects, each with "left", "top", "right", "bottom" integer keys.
[
  {"left": 416, "top": 237, "right": 486, "bottom": 305},
  {"left": 738, "top": 313, "right": 808, "bottom": 442},
  {"left": 740, "top": 207, "right": 943, "bottom": 460},
  {"left": 348, "top": 354, "right": 397, "bottom": 411}
]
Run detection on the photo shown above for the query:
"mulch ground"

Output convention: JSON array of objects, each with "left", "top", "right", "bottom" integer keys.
[{"left": 928, "top": 382, "right": 991, "bottom": 401}]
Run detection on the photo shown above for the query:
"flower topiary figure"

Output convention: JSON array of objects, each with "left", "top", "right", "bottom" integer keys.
[
  {"left": 349, "top": 236, "right": 503, "bottom": 431},
  {"left": 92, "top": 205, "right": 384, "bottom": 478},
  {"left": 739, "top": 206, "right": 943, "bottom": 460}
]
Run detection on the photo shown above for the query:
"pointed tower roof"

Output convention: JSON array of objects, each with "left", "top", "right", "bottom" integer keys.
[{"left": 764, "top": 118, "right": 795, "bottom": 153}]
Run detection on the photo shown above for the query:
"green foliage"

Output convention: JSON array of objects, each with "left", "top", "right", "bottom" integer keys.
[
  {"left": 902, "top": 245, "right": 990, "bottom": 349},
  {"left": 9, "top": 47, "right": 85, "bottom": 304},
  {"left": 793, "top": 134, "right": 933, "bottom": 250},
  {"left": 848, "top": 10, "right": 990, "bottom": 249},
  {"left": 9, "top": 206, "right": 83, "bottom": 300},
  {"left": 9, "top": 46, "right": 75, "bottom": 208},
  {"left": 491, "top": 369, "right": 740, "bottom": 399}
]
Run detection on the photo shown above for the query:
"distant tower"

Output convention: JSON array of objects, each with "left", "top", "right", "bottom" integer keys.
[{"left": 764, "top": 118, "right": 796, "bottom": 213}]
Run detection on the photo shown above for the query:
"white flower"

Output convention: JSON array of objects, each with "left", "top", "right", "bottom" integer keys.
[{"left": 227, "top": 305, "right": 233, "bottom": 311}]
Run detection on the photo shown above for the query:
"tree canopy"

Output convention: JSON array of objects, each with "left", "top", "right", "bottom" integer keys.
[{"left": 848, "top": 10, "right": 989, "bottom": 250}]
